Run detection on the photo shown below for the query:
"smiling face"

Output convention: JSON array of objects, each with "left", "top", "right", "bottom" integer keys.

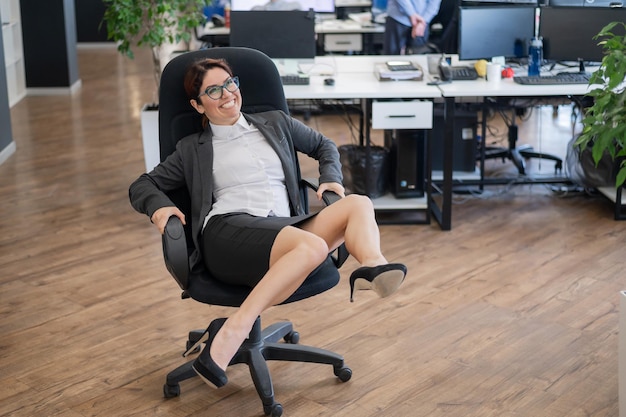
[{"left": 190, "top": 67, "right": 242, "bottom": 126}]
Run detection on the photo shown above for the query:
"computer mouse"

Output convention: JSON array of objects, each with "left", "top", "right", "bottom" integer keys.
[{"left": 324, "top": 78, "right": 335, "bottom": 86}]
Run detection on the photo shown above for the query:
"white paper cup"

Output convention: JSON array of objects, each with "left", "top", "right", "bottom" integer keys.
[
  {"left": 427, "top": 54, "right": 441, "bottom": 75},
  {"left": 487, "top": 63, "right": 502, "bottom": 82}
]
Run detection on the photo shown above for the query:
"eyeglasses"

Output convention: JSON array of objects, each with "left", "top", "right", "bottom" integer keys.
[{"left": 198, "top": 76, "right": 240, "bottom": 100}]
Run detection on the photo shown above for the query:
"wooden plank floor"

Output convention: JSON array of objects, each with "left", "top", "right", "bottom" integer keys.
[{"left": 0, "top": 46, "right": 624, "bottom": 417}]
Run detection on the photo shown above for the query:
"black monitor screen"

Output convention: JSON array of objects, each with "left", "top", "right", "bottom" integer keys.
[
  {"left": 539, "top": 6, "right": 626, "bottom": 63},
  {"left": 231, "top": 0, "right": 335, "bottom": 12},
  {"left": 458, "top": 6, "right": 536, "bottom": 60},
  {"left": 230, "top": 10, "right": 316, "bottom": 59}
]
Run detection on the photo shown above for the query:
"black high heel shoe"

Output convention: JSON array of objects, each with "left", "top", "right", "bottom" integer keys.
[
  {"left": 349, "top": 263, "right": 407, "bottom": 302},
  {"left": 185, "top": 317, "right": 228, "bottom": 388}
]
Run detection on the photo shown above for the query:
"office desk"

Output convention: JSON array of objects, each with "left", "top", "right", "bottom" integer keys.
[
  {"left": 315, "top": 20, "right": 384, "bottom": 54},
  {"left": 198, "top": 19, "right": 384, "bottom": 36},
  {"left": 285, "top": 57, "right": 604, "bottom": 230},
  {"left": 281, "top": 55, "right": 445, "bottom": 226},
  {"left": 197, "top": 20, "right": 385, "bottom": 54},
  {"left": 435, "top": 72, "right": 596, "bottom": 229}
]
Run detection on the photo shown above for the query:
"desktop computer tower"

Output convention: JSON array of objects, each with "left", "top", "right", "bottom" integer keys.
[
  {"left": 431, "top": 105, "right": 478, "bottom": 172},
  {"left": 386, "top": 130, "right": 427, "bottom": 198}
]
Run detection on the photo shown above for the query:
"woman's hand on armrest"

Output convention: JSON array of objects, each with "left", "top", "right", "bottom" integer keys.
[
  {"left": 317, "top": 182, "right": 345, "bottom": 200},
  {"left": 151, "top": 206, "right": 186, "bottom": 235}
]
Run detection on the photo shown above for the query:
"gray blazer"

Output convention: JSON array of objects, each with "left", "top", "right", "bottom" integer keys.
[{"left": 129, "top": 110, "right": 343, "bottom": 273}]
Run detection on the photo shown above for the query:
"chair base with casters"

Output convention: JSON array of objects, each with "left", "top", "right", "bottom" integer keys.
[
  {"left": 481, "top": 103, "right": 563, "bottom": 176},
  {"left": 483, "top": 143, "right": 563, "bottom": 176},
  {"left": 163, "top": 316, "right": 352, "bottom": 417}
]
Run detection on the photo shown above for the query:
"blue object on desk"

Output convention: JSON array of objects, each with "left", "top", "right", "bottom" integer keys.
[
  {"left": 203, "top": 0, "right": 227, "bottom": 18},
  {"left": 528, "top": 37, "right": 543, "bottom": 77}
]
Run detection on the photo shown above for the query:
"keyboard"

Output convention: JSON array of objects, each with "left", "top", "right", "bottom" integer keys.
[
  {"left": 280, "top": 75, "right": 310, "bottom": 85},
  {"left": 450, "top": 66, "right": 478, "bottom": 81},
  {"left": 514, "top": 72, "right": 591, "bottom": 85}
]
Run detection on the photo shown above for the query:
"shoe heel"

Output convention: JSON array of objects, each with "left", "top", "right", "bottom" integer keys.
[
  {"left": 183, "top": 330, "right": 209, "bottom": 357},
  {"left": 350, "top": 277, "right": 373, "bottom": 302}
]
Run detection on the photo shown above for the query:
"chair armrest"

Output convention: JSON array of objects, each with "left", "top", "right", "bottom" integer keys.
[
  {"left": 300, "top": 178, "right": 350, "bottom": 268},
  {"left": 162, "top": 216, "right": 190, "bottom": 290}
]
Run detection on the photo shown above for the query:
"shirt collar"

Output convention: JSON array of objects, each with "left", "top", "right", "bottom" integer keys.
[{"left": 209, "top": 113, "right": 251, "bottom": 138}]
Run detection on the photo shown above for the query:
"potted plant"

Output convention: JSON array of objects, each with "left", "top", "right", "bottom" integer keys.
[
  {"left": 102, "top": 0, "right": 210, "bottom": 170},
  {"left": 575, "top": 21, "right": 626, "bottom": 188}
]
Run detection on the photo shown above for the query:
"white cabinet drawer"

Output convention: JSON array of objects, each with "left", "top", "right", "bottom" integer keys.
[
  {"left": 324, "top": 34, "right": 362, "bottom": 52},
  {"left": 372, "top": 100, "right": 433, "bottom": 129}
]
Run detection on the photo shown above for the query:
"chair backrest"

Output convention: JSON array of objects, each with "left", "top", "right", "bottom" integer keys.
[
  {"left": 158, "top": 47, "right": 294, "bottom": 248},
  {"left": 158, "top": 47, "right": 289, "bottom": 161},
  {"left": 429, "top": 0, "right": 459, "bottom": 54}
]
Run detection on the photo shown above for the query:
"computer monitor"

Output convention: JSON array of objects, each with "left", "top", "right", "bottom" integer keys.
[
  {"left": 458, "top": 6, "right": 536, "bottom": 60},
  {"left": 230, "top": 10, "right": 317, "bottom": 59},
  {"left": 230, "top": 0, "right": 335, "bottom": 13},
  {"left": 539, "top": 6, "right": 626, "bottom": 64}
]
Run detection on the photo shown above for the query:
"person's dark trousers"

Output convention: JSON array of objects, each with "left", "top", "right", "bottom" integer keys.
[{"left": 383, "top": 16, "right": 429, "bottom": 55}]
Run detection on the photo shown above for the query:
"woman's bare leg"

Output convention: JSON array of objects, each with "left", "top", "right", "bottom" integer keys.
[
  {"left": 300, "top": 194, "right": 388, "bottom": 267},
  {"left": 209, "top": 195, "right": 391, "bottom": 372},
  {"left": 209, "top": 226, "right": 329, "bottom": 371}
]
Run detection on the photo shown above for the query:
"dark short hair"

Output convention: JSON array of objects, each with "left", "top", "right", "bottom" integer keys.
[{"left": 183, "top": 58, "right": 234, "bottom": 100}]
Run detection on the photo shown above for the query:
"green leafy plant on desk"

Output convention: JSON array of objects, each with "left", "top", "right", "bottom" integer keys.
[
  {"left": 575, "top": 21, "right": 626, "bottom": 187},
  {"left": 102, "top": 0, "right": 209, "bottom": 96}
]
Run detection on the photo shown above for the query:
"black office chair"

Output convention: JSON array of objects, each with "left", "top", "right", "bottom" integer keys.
[
  {"left": 157, "top": 47, "right": 351, "bottom": 417},
  {"left": 481, "top": 99, "right": 563, "bottom": 175}
]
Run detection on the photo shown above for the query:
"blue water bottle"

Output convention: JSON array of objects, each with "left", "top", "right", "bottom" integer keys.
[{"left": 528, "top": 37, "right": 543, "bottom": 77}]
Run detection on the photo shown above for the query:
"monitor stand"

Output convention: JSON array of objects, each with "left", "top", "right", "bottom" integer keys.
[{"left": 577, "top": 58, "right": 593, "bottom": 75}]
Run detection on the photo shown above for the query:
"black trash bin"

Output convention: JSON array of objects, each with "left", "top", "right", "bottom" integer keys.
[{"left": 338, "top": 144, "right": 389, "bottom": 199}]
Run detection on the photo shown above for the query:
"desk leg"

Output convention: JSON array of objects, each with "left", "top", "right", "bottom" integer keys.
[
  {"left": 359, "top": 99, "right": 365, "bottom": 146},
  {"left": 430, "top": 96, "right": 454, "bottom": 231},
  {"left": 362, "top": 98, "right": 371, "bottom": 196},
  {"left": 480, "top": 98, "right": 488, "bottom": 191}
]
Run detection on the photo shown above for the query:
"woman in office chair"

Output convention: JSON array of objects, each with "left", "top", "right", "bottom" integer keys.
[{"left": 129, "top": 58, "right": 407, "bottom": 388}]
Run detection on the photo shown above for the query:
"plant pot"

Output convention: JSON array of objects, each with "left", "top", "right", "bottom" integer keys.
[{"left": 141, "top": 103, "right": 159, "bottom": 172}]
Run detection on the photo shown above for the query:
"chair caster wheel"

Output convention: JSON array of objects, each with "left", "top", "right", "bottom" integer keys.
[
  {"left": 335, "top": 365, "right": 352, "bottom": 382},
  {"left": 163, "top": 383, "right": 180, "bottom": 398},
  {"left": 263, "top": 402, "right": 283, "bottom": 416},
  {"left": 284, "top": 331, "right": 299, "bottom": 344}
]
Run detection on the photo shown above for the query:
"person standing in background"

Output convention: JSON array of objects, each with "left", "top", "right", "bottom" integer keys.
[{"left": 383, "top": 0, "right": 442, "bottom": 55}]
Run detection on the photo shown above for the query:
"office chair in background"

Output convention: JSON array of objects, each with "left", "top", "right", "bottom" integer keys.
[
  {"left": 481, "top": 98, "right": 563, "bottom": 175},
  {"left": 157, "top": 47, "right": 351, "bottom": 417}
]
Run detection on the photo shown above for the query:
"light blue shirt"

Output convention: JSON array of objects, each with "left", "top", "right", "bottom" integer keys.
[
  {"left": 386, "top": 0, "right": 442, "bottom": 28},
  {"left": 204, "top": 115, "right": 290, "bottom": 228}
]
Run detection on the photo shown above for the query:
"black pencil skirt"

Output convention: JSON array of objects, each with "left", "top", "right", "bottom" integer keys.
[{"left": 202, "top": 212, "right": 318, "bottom": 287}]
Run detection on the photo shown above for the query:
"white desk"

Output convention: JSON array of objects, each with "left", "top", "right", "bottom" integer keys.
[
  {"left": 282, "top": 55, "right": 440, "bottom": 99},
  {"left": 197, "top": 20, "right": 384, "bottom": 54},
  {"left": 198, "top": 19, "right": 384, "bottom": 35},
  {"left": 434, "top": 68, "right": 598, "bottom": 229},
  {"left": 283, "top": 71, "right": 440, "bottom": 100},
  {"left": 280, "top": 56, "right": 605, "bottom": 230},
  {"left": 316, "top": 19, "right": 384, "bottom": 34},
  {"left": 282, "top": 55, "right": 444, "bottom": 225},
  {"left": 435, "top": 75, "right": 594, "bottom": 98}
]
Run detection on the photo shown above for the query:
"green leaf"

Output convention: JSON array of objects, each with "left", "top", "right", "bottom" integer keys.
[
  {"left": 616, "top": 167, "right": 626, "bottom": 188},
  {"left": 102, "top": 0, "right": 210, "bottom": 91},
  {"left": 581, "top": 21, "right": 626, "bottom": 187}
]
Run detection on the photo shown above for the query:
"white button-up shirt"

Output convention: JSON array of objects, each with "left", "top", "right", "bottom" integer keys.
[{"left": 203, "top": 115, "right": 290, "bottom": 229}]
